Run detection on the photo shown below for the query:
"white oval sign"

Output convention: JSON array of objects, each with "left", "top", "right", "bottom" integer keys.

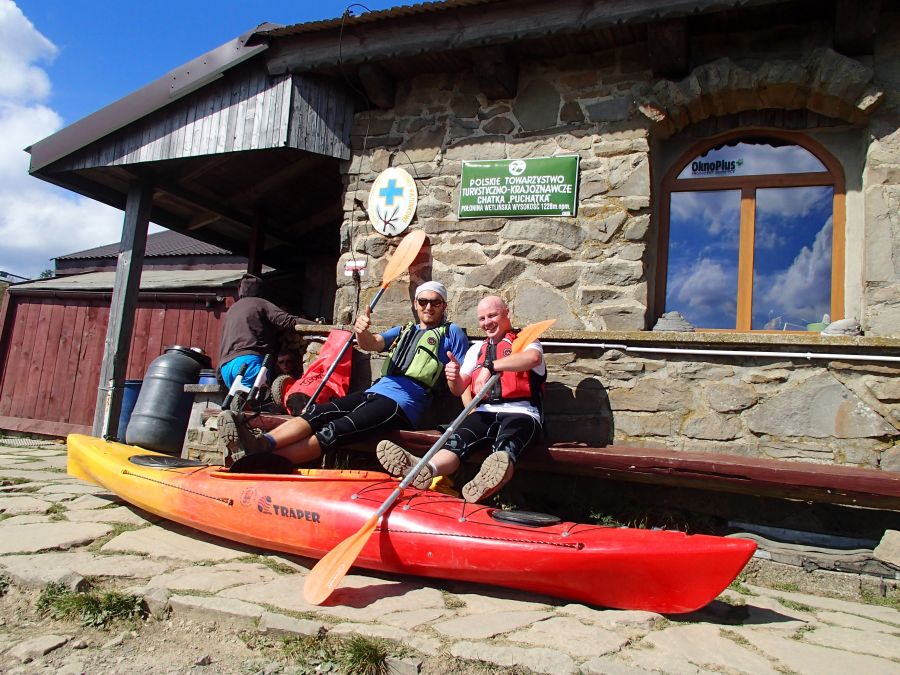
[{"left": 368, "top": 167, "right": 417, "bottom": 236}]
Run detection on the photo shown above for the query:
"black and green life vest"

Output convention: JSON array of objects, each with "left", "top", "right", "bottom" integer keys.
[{"left": 381, "top": 321, "right": 449, "bottom": 389}]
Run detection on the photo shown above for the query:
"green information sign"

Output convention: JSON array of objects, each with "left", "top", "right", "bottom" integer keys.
[{"left": 459, "top": 156, "right": 579, "bottom": 219}]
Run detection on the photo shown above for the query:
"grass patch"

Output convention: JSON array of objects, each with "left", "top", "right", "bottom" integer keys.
[
  {"left": 442, "top": 590, "right": 466, "bottom": 609},
  {"left": 280, "top": 634, "right": 390, "bottom": 675},
  {"left": 778, "top": 598, "right": 815, "bottom": 614},
  {"left": 728, "top": 580, "right": 758, "bottom": 596},
  {"left": 46, "top": 503, "right": 67, "bottom": 521},
  {"left": 860, "top": 589, "right": 900, "bottom": 611},
  {"left": 239, "top": 554, "right": 299, "bottom": 576},
  {"left": 0, "top": 573, "right": 9, "bottom": 597},
  {"left": 87, "top": 522, "right": 145, "bottom": 552},
  {"left": 0, "top": 477, "right": 31, "bottom": 486},
  {"left": 790, "top": 624, "right": 816, "bottom": 641},
  {"left": 772, "top": 582, "right": 801, "bottom": 593},
  {"left": 720, "top": 628, "right": 750, "bottom": 646},
  {"left": 589, "top": 511, "right": 624, "bottom": 527},
  {"left": 36, "top": 582, "right": 145, "bottom": 628}
]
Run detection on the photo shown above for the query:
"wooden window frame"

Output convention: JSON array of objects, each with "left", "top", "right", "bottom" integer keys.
[{"left": 657, "top": 130, "right": 846, "bottom": 333}]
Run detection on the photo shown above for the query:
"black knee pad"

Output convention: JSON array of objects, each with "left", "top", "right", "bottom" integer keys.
[
  {"left": 494, "top": 437, "right": 524, "bottom": 462},
  {"left": 445, "top": 433, "right": 467, "bottom": 456},
  {"left": 315, "top": 423, "right": 339, "bottom": 450}
]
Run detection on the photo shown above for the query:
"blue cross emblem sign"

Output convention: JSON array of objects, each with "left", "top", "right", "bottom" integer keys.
[{"left": 368, "top": 167, "right": 417, "bottom": 236}]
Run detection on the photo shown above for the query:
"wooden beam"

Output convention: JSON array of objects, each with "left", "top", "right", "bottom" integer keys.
[
  {"left": 647, "top": 18, "right": 689, "bottom": 79},
  {"left": 91, "top": 180, "right": 152, "bottom": 439},
  {"left": 153, "top": 180, "right": 253, "bottom": 230},
  {"left": 473, "top": 46, "right": 518, "bottom": 99},
  {"left": 357, "top": 63, "right": 396, "bottom": 110},
  {"left": 359, "top": 429, "right": 900, "bottom": 510},
  {"left": 230, "top": 156, "right": 322, "bottom": 207},
  {"left": 0, "top": 415, "right": 90, "bottom": 439}
]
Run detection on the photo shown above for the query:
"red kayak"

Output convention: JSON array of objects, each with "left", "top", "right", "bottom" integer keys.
[{"left": 67, "top": 434, "right": 756, "bottom": 613}]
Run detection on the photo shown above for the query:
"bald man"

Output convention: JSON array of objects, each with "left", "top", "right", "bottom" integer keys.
[{"left": 377, "top": 295, "right": 546, "bottom": 502}]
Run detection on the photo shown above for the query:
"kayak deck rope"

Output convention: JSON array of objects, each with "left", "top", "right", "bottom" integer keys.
[
  {"left": 121, "top": 469, "right": 234, "bottom": 506},
  {"left": 376, "top": 527, "right": 584, "bottom": 550}
]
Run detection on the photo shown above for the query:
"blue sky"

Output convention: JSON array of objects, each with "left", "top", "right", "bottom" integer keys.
[{"left": 0, "top": 0, "right": 418, "bottom": 279}]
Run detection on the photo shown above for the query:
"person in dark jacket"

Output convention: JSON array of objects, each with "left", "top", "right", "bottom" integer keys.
[{"left": 218, "top": 274, "right": 315, "bottom": 388}]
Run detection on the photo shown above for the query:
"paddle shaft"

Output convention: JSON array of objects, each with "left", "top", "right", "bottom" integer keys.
[
  {"left": 373, "top": 371, "right": 501, "bottom": 519},
  {"left": 300, "top": 287, "right": 386, "bottom": 415}
]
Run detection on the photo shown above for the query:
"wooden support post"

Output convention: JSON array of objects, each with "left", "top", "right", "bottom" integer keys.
[{"left": 91, "top": 180, "right": 153, "bottom": 439}]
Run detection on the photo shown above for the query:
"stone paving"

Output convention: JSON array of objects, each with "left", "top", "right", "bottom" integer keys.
[{"left": 1, "top": 438, "right": 899, "bottom": 674}]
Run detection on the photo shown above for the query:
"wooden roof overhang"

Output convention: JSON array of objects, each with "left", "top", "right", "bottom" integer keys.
[{"left": 27, "top": 29, "right": 356, "bottom": 270}]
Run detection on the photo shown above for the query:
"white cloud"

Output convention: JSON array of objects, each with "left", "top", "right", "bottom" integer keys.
[
  {"left": 0, "top": 0, "right": 130, "bottom": 280},
  {"left": 755, "top": 217, "right": 833, "bottom": 326},
  {"left": 0, "top": 0, "right": 55, "bottom": 101},
  {"left": 666, "top": 257, "right": 737, "bottom": 327}
]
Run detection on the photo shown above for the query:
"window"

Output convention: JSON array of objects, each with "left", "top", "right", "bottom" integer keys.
[{"left": 658, "top": 132, "right": 845, "bottom": 332}]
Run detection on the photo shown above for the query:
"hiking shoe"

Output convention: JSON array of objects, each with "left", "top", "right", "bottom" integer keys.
[
  {"left": 376, "top": 440, "right": 433, "bottom": 490},
  {"left": 286, "top": 392, "right": 310, "bottom": 417},
  {"left": 462, "top": 451, "right": 512, "bottom": 503},
  {"left": 216, "top": 410, "right": 270, "bottom": 466},
  {"left": 269, "top": 375, "right": 294, "bottom": 414}
]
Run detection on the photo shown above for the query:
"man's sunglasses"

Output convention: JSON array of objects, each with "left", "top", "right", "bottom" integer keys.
[{"left": 416, "top": 297, "right": 444, "bottom": 308}]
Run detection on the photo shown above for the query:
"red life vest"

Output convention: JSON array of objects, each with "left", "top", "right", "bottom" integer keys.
[{"left": 469, "top": 331, "right": 544, "bottom": 404}]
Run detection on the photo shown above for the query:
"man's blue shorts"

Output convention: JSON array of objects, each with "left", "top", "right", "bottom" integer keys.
[{"left": 220, "top": 354, "right": 264, "bottom": 388}]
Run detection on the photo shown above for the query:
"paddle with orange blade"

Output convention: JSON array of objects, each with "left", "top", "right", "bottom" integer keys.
[
  {"left": 301, "top": 229, "right": 427, "bottom": 413},
  {"left": 302, "top": 318, "right": 556, "bottom": 605}
]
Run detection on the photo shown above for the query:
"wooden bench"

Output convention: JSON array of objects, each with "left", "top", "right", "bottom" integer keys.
[{"left": 231, "top": 413, "right": 900, "bottom": 511}]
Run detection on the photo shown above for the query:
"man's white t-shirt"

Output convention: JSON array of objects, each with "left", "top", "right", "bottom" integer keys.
[{"left": 461, "top": 340, "right": 545, "bottom": 421}]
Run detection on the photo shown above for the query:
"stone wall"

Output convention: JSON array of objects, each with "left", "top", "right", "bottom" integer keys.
[
  {"left": 543, "top": 338, "right": 898, "bottom": 470},
  {"left": 864, "top": 10, "right": 900, "bottom": 336},
  {"left": 328, "top": 26, "right": 899, "bottom": 469}
]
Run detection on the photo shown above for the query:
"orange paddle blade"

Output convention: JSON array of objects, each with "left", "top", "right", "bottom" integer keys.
[
  {"left": 303, "top": 514, "right": 379, "bottom": 605},
  {"left": 381, "top": 229, "right": 426, "bottom": 289},
  {"left": 512, "top": 319, "right": 555, "bottom": 352}
]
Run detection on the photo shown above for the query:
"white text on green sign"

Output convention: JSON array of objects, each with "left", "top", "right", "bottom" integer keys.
[{"left": 459, "top": 156, "right": 579, "bottom": 218}]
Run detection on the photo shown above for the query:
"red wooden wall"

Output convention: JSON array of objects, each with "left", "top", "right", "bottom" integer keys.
[{"left": 0, "top": 294, "right": 232, "bottom": 437}]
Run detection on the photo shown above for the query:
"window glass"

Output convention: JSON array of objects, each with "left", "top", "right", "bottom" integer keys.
[
  {"left": 677, "top": 141, "right": 826, "bottom": 179},
  {"left": 665, "top": 190, "right": 740, "bottom": 329},
  {"left": 752, "top": 186, "right": 833, "bottom": 330}
]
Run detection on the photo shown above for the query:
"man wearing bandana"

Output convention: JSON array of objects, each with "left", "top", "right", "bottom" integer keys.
[
  {"left": 377, "top": 296, "right": 546, "bottom": 502},
  {"left": 217, "top": 281, "right": 468, "bottom": 468}
]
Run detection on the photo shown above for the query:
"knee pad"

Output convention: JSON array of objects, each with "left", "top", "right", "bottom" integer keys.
[
  {"left": 445, "top": 433, "right": 468, "bottom": 456},
  {"left": 315, "top": 423, "right": 339, "bottom": 450},
  {"left": 493, "top": 437, "right": 524, "bottom": 463}
]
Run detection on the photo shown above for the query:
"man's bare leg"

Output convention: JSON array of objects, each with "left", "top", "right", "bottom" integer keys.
[{"left": 274, "top": 435, "right": 323, "bottom": 465}]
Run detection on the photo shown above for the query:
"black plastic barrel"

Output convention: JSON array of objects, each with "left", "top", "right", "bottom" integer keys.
[{"left": 125, "top": 345, "right": 211, "bottom": 454}]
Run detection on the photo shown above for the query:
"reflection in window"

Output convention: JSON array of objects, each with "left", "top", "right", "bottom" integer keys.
[
  {"left": 666, "top": 191, "right": 740, "bottom": 329},
  {"left": 676, "top": 141, "right": 826, "bottom": 179},
  {"left": 752, "top": 187, "right": 833, "bottom": 330},
  {"left": 662, "top": 134, "right": 841, "bottom": 332}
]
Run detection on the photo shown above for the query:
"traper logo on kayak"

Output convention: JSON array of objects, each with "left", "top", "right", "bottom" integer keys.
[
  {"left": 257, "top": 495, "right": 320, "bottom": 523},
  {"left": 240, "top": 487, "right": 257, "bottom": 507}
]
